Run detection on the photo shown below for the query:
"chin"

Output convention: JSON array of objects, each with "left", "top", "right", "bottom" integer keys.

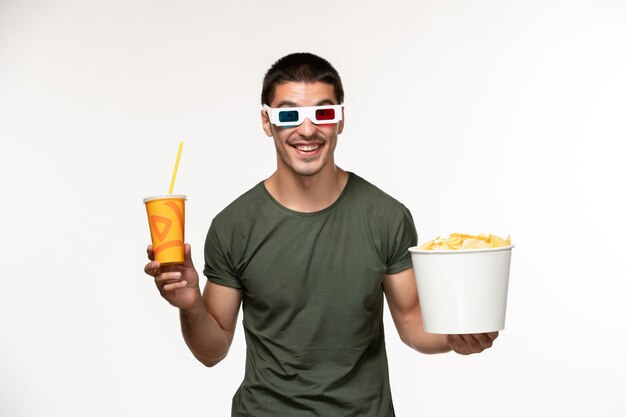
[
  {"left": 293, "top": 168, "right": 323, "bottom": 177},
  {"left": 291, "top": 162, "right": 326, "bottom": 177}
]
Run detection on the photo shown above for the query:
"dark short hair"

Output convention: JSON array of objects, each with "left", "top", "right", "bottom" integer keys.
[{"left": 261, "top": 52, "right": 344, "bottom": 105}]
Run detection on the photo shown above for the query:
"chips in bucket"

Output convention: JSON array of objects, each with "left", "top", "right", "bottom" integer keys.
[{"left": 418, "top": 233, "right": 511, "bottom": 250}]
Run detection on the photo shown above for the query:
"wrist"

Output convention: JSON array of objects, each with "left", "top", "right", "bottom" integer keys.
[
  {"left": 179, "top": 291, "right": 204, "bottom": 317},
  {"left": 412, "top": 333, "right": 451, "bottom": 354}
]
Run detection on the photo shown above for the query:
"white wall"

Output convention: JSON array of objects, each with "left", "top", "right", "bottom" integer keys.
[{"left": 1, "top": 1, "right": 624, "bottom": 416}]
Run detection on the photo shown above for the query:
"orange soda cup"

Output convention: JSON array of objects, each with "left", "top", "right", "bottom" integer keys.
[{"left": 144, "top": 194, "right": 186, "bottom": 265}]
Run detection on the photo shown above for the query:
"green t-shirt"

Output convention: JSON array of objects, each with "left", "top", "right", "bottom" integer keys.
[{"left": 203, "top": 172, "right": 417, "bottom": 417}]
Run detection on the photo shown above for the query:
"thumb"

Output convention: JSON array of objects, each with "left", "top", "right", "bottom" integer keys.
[{"left": 183, "top": 243, "right": 195, "bottom": 268}]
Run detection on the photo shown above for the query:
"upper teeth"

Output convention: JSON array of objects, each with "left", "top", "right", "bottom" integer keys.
[{"left": 296, "top": 144, "right": 319, "bottom": 151}]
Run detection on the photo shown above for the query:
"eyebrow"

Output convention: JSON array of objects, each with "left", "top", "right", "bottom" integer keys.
[{"left": 274, "top": 99, "right": 337, "bottom": 108}]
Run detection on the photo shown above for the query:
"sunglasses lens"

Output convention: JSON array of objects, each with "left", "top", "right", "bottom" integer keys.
[
  {"left": 315, "top": 108, "right": 335, "bottom": 121},
  {"left": 278, "top": 110, "right": 299, "bottom": 123}
]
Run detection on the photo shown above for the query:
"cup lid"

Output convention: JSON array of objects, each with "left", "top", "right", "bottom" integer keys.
[
  {"left": 409, "top": 244, "right": 514, "bottom": 254},
  {"left": 143, "top": 194, "right": 187, "bottom": 203}
]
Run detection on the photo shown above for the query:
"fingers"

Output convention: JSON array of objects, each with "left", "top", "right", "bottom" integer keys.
[
  {"left": 161, "top": 280, "right": 189, "bottom": 293},
  {"left": 471, "top": 333, "right": 495, "bottom": 348},
  {"left": 448, "top": 334, "right": 474, "bottom": 355},
  {"left": 144, "top": 244, "right": 196, "bottom": 306},
  {"left": 147, "top": 244, "right": 155, "bottom": 261},
  {"left": 154, "top": 270, "right": 187, "bottom": 295},
  {"left": 154, "top": 271, "right": 182, "bottom": 284},
  {"left": 448, "top": 332, "right": 498, "bottom": 355},
  {"left": 144, "top": 258, "right": 184, "bottom": 285},
  {"left": 155, "top": 270, "right": 184, "bottom": 285},
  {"left": 144, "top": 260, "right": 161, "bottom": 277}
]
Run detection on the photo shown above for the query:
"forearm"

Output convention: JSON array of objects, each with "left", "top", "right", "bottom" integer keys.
[
  {"left": 401, "top": 316, "right": 500, "bottom": 355},
  {"left": 179, "top": 299, "right": 231, "bottom": 367},
  {"left": 399, "top": 316, "right": 451, "bottom": 354},
  {"left": 384, "top": 269, "right": 491, "bottom": 355},
  {"left": 405, "top": 330, "right": 450, "bottom": 354}
]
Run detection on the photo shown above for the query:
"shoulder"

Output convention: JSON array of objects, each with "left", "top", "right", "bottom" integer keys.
[
  {"left": 346, "top": 172, "right": 412, "bottom": 217},
  {"left": 345, "top": 173, "right": 417, "bottom": 266},
  {"left": 212, "top": 181, "right": 267, "bottom": 226}
]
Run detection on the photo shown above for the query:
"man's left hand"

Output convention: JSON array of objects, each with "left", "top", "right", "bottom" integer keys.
[{"left": 447, "top": 332, "right": 499, "bottom": 355}]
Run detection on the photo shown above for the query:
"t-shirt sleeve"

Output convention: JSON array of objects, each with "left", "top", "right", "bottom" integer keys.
[
  {"left": 385, "top": 205, "right": 418, "bottom": 275},
  {"left": 203, "top": 220, "right": 243, "bottom": 289}
]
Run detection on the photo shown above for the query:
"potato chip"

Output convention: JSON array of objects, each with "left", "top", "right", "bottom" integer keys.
[{"left": 418, "top": 233, "right": 511, "bottom": 250}]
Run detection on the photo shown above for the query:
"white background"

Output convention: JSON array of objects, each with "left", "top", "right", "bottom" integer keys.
[{"left": 1, "top": 1, "right": 625, "bottom": 416}]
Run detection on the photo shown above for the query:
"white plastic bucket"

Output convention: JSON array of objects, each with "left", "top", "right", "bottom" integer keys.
[{"left": 409, "top": 245, "right": 514, "bottom": 334}]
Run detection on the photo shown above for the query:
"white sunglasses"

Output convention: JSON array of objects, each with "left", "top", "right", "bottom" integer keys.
[{"left": 263, "top": 104, "right": 343, "bottom": 127}]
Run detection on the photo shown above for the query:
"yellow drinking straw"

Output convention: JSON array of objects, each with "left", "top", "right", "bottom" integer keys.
[{"left": 168, "top": 141, "right": 184, "bottom": 194}]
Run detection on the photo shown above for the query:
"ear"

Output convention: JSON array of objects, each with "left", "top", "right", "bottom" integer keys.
[
  {"left": 261, "top": 109, "right": 273, "bottom": 137},
  {"left": 337, "top": 107, "right": 345, "bottom": 134}
]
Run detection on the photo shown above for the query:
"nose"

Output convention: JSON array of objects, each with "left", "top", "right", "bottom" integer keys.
[{"left": 296, "top": 117, "right": 316, "bottom": 137}]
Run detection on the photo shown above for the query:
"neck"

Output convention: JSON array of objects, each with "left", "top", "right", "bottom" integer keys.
[{"left": 264, "top": 165, "right": 349, "bottom": 213}]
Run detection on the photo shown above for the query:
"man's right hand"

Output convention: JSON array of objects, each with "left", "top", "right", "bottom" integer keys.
[{"left": 144, "top": 243, "right": 201, "bottom": 310}]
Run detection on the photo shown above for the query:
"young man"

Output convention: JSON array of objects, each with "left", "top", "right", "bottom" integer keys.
[{"left": 144, "top": 52, "right": 498, "bottom": 416}]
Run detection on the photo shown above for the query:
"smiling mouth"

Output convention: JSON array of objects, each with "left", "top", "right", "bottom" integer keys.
[{"left": 292, "top": 143, "right": 322, "bottom": 153}]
